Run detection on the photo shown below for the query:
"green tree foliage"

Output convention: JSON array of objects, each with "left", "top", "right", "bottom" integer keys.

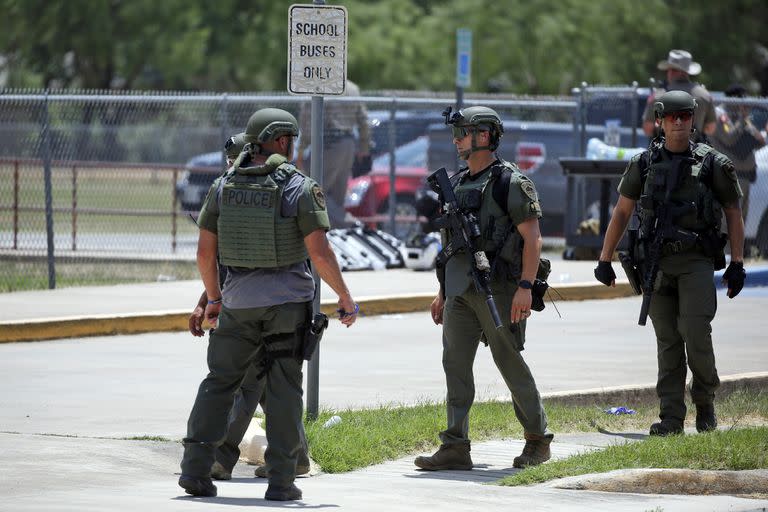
[{"left": 1, "top": 0, "right": 766, "bottom": 94}]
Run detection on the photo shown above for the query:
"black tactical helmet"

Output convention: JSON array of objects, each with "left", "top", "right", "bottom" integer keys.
[
  {"left": 244, "top": 108, "right": 299, "bottom": 145},
  {"left": 653, "top": 90, "right": 697, "bottom": 118},
  {"left": 444, "top": 105, "right": 504, "bottom": 151},
  {"left": 224, "top": 132, "right": 246, "bottom": 159}
]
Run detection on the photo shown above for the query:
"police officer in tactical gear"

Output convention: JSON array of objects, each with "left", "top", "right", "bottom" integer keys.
[
  {"left": 414, "top": 106, "right": 554, "bottom": 471},
  {"left": 179, "top": 108, "right": 357, "bottom": 501},
  {"left": 595, "top": 90, "right": 746, "bottom": 436},
  {"left": 187, "top": 132, "right": 312, "bottom": 483}
]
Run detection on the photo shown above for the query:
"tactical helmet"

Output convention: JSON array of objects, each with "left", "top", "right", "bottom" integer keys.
[
  {"left": 224, "top": 132, "right": 246, "bottom": 159},
  {"left": 244, "top": 108, "right": 299, "bottom": 145},
  {"left": 444, "top": 105, "right": 504, "bottom": 152},
  {"left": 653, "top": 90, "right": 697, "bottom": 118}
]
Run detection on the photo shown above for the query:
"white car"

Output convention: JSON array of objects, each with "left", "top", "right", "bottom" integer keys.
[{"left": 745, "top": 144, "right": 768, "bottom": 256}]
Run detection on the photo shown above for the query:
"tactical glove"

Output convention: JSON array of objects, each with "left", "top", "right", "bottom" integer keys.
[
  {"left": 723, "top": 261, "right": 746, "bottom": 298},
  {"left": 594, "top": 260, "right": 616, "bottom": 286}
]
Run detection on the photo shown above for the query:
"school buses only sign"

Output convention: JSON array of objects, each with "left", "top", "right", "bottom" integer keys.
[{"left": 288, "top": 4, "right": 348, "bottom": 95}]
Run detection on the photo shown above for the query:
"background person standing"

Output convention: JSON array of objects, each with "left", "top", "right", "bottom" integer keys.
[
  {"left": 297, "top": 79, "right": 371, "bottom": 228},
  {"left": 643, "top": 49, "right": 717, "bottom": 143}
]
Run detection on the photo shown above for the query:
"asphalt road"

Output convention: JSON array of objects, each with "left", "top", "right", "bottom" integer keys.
[{"left": 1, "top": 288, "right": 765, "bottom": 440}]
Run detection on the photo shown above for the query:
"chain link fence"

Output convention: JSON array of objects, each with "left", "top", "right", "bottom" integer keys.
[{"left": 1, "top": 88, "right": 766, "bottom": 292}]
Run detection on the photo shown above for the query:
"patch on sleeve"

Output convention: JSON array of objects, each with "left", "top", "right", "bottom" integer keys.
[
  {"left": 521, "top": 180, "right": 538, "bottom": 201},
  {"left": 716, "top": 155, "right": 738, "bottom": 182},
  {"left": 529, "top": 201, "right": 542, "bottom": 215},
  {"left": 311, "top": 184, "right": 327, "bottom": 209}
]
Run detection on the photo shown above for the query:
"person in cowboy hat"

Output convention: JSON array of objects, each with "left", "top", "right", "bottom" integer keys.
[{"left": 642, "top": 49, "right": 717, "bottom": 142}]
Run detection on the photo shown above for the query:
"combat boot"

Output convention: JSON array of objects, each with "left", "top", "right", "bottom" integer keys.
[
  {"left": 265, "top": 482, "right": 302, "bottom": 501},
  {"left": 649, "top": 418, "right": 684, "bottom": 436},
  {"left": 255, "top": 463, "right": 311, "bottom": 478},
  {"left": 210, "top": 461, "right": 232, "bottom": 481},
  {"left": 695, "top": 404, "right": 717, "bottom": 433},
  {"left": 513, "top": 433, "right": 554, "bottom": 468},
  {"left": 414, "top": 443, "right": 473, "bottom": 471},
  {"left": 178, "top": 475, "right": 217, "bottom": 497}
]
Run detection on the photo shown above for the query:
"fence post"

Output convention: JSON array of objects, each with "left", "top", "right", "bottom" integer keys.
[
  {"left": 42, "top": 91, "right": 56, "bottom": 289},
  {"left": 387, "top": 96, "right": 397, "bottom": 235},
  {"left": 13, "top": 160, "right": 19, "bottom": 250},
  {"left": 172, "top": 168, "right": 178, "bottom": 253},
  {"left": 71, "top": 165, "right": 78, "bottom": 251},
  {"left": 219, "top": 94, "right": 229, "bottom": 170}
]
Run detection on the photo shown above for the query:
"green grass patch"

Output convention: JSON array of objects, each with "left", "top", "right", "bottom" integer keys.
[
  {"left": 499, "top": 427, "right": 768, "bottom": 487},
  {"left": 303, "top": 390, "right": 768, "bottom": 474},
  {"left": 0, "top": 259, "right": 199, "bottom": 292}
]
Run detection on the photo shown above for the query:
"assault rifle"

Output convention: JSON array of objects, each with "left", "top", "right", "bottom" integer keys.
[
  {"left": 428, "top": 167, "right": 502, "bottom": 329},
  {"left": 637, "top": 159, "right": 697, "bottom": 326}
]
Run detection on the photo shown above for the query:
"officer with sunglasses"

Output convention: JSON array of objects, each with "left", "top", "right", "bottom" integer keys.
[
  {"left": 595, "top": 90, "right": 746, "bottom": 437},
  {"left": 414, "top": 106, "right": 553, "bottom": 472}
]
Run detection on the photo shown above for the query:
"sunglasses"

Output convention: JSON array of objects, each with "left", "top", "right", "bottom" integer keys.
[
  {"left": 663, "top": 111, "right": 693, "bottom": 122},
  {"left": 450, "top": 125, "right": 474, "bottom": 138}
]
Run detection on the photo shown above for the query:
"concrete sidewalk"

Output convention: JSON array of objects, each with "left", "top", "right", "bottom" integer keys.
[{"left": 4, "top": 257, "right": 768, "bottom": 343}]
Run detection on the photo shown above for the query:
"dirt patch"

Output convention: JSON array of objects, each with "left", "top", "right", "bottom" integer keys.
[{"left": 549, "top": 468, "right": 768, "bottom": 497}]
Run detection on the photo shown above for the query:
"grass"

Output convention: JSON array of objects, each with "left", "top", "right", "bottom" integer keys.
[
  {"left": 0, "top": 259, "right": 199, "bottom": 292},
  {"left": 302, "top": 390, "right": 768, "bottom": 475},
  {"left": 499, "top": 427, "right": 768, "bottom": 487}
]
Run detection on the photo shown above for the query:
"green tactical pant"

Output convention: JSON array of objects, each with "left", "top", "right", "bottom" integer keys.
[
  {"left": 649, "top": 252, "right": 720, "bottom": 423},
  {"left": 181, "top": 302, "right": 307, "bottom": 487},
  {"left": 440, "top": 286, "right": 548, "bottom": 445},
  {"left": 215, "top": 362, "right": 310, "bottom": 473}
]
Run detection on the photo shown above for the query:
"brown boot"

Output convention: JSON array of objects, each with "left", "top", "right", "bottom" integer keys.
[
  {"left": 513, "top": 433, "right": 554, "bottom": 468},
  {"left": 414, "top": 443, "right": 473, "bottom": 471}
]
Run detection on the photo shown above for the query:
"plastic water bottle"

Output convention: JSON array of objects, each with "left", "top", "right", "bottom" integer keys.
[{"left": 323, "top": 415, "right": 342, "bottom": 428}]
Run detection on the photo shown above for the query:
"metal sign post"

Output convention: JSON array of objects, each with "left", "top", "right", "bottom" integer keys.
[
  {"left": 455, "top": 28, "right": 472, "bottom": 109},
  {"left": 288, "top": 2, "right": 348, "bottom": 420}
]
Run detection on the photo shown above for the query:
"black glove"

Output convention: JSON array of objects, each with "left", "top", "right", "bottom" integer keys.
[
  {"left": 723, "top": 261, "right": 746, "bottom": 298},
  {"left": 594, "top": 260, "right": 616, "bottom": 286}
]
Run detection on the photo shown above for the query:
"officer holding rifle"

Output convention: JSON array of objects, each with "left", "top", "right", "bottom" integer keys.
[{"left": 414, "top": 106, "right": 553, "bottom": 472}]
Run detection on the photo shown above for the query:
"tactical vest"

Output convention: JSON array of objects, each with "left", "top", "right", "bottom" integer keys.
[
  {"left": 217, "top": 154, "right": 308, "bottom": 268},
  {"left": 444, "top": 161, "right": 524, "bottom": 295},
  {"left": 639, "top": 144, "right": 722, "bottom": 237}
]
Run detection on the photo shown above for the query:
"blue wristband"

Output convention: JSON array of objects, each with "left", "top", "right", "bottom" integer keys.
[
  {"left": 337, "top": 303, "right": 359, "bottom": 318},
  {"left": 207, "top": 298, "right": 222, "bottom": 305}
]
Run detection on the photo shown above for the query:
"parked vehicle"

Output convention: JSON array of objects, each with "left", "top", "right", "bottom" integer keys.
[
  {"left": 175, "top": 151, "right": 224, "bottom": 212},
  {"left": 344, "top": 136, "right": 428, "bottom": 239}
]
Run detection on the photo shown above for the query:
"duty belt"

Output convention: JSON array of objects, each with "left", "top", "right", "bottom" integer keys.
[
  {"left": 325, "top": 130, "right": 354, "bottom": 144},
  {"left": 661, "top": 237, "right": 700, "bottom": 256}
]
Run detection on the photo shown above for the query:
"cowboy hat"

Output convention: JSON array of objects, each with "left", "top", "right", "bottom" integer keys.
[{"left": 657, "top": 49, "right": 702, "bottom": 76}]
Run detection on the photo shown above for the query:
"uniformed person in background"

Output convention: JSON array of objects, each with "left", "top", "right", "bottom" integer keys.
[
  {"left": 595, "top": 91, "right": 746, "bottom": 436},
  {"left": 709, "top": 83, "right": 767, "bottom": 223},
  {"left": 414, "top": 106, "right": 554, "bottom": 471},
  {"left": 179, "top": 108, "right": 357, "bottom": 501},
  {"left": 297, "top": 79, "right": 371, "bottom": 228},
  {"left": 187, "top": 131, "right": 311, "bottom": 483},
  {"left": 643, "top": 49, "right": 717, "bottom": 143}
]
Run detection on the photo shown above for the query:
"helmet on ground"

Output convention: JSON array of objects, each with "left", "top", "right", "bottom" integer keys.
[
  {"left": 224, "top": 132, "right": 246, "bottom": 159},
  {"left": 654, "top": 90, "right": 697, "bottom": 118},
  {"left": 244, "top": 108, "right": 299, "bottom": 145}
]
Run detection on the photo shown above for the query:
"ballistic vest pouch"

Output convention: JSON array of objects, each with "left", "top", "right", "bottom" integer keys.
[{"left": 301, "top": 312, "right": 329, "bottom": 361}]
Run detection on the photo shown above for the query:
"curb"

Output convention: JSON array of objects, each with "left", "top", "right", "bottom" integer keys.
[
  {"left": 0, "top": 282, "right": 637, "bottom": 344},
  {"left": 541, "top": 371, "right": 768, "bottom": 406}
]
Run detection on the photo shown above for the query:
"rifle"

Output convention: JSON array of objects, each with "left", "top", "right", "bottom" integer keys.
[
  {"left": 428, "top": 167, "right": 503, "bottom": 329},
  {"left": 637, "top": 159, "right": 697, "bottom": 325}
]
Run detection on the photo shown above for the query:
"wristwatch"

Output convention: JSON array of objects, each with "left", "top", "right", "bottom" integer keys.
[{"left": 518, "top": 279, "right": 533, "bottom": 290}]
